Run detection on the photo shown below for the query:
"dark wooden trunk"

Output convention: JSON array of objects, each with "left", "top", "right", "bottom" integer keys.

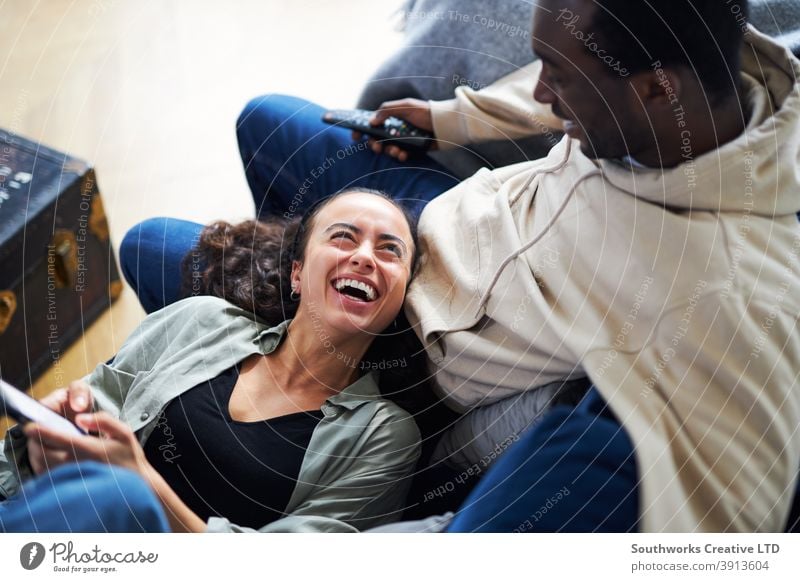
[{"left": 0, "top": 129, "right": 121, "bottom": 389}]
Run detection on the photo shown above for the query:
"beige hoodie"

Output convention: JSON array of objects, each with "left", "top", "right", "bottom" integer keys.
[{"left": 406, "top": 27, "right": 800, "bottom": 532}]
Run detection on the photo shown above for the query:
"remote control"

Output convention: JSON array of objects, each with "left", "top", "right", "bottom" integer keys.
[{"left": 322, "top": 109, "right": 435, "bottom": 152}]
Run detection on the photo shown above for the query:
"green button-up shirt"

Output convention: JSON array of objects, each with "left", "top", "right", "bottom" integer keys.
[{"left": 0, "top": 296, "right": 421, "bottom": 532}]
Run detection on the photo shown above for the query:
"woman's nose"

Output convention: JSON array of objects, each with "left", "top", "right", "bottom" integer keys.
[{"left": 350, "top": 244, "right": 376, "bottom": 270}]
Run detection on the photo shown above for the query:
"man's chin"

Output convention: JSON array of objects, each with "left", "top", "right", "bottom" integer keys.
[{"left": 576, "top": 138, "right": 621, "bottom": 161}]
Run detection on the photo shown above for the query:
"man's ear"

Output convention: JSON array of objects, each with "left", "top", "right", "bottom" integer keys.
[
  {"left": 290, "top": 260, "right": 303, "bottom": 293},
  {"left": 631, "top": 66, "right": 683, "bottom": 111}
]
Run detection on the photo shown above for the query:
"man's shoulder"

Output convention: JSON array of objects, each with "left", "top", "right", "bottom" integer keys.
[{"left": 420, "top": 148, "right": 570, "bottom": 223}]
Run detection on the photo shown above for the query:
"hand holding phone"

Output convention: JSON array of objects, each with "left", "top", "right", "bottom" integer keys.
[
  {"left": 0, "top": 379, "right": 149, "bottom": 483},
  {"left": 1, "top": 379, "right": 86, "bottom": 437}
]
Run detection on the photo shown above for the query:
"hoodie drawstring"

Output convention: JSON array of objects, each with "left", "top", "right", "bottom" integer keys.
[
  {"left": 474, "top": 151, "right": 602, "bottom": 317},
  {"left": 509, "top": 139, "right": 575, "bottom": 207}
]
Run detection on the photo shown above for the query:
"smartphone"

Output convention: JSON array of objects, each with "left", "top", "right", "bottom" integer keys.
[{"left": 0, "top": 378, "right": 86, "bottom": 436}]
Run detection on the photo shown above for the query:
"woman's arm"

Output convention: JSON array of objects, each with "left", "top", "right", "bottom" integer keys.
[{"left": 141, "top": 465, "right": 206, "bottom": 533}]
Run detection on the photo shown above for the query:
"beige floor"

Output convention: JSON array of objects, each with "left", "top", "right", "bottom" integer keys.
[{"left": 0, "top": 0, "right": 402, "bottom": 428}]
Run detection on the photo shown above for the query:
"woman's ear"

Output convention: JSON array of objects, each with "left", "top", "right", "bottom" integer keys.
[{"left": 290, "top": 260, "right": 303, "bottom": 294}]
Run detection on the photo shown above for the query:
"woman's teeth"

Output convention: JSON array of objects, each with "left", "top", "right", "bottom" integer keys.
[{"left": 334, "top": 278, "right": 377, "bottom": 301}]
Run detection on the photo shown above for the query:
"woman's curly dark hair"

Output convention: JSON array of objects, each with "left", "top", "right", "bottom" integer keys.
[{"left": 180, "top": 217, "right": 300, "bottom": 327}]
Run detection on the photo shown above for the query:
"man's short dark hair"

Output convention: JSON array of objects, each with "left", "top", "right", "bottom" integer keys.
[{"left": 590, "top": 0, "right": 749, "bottom": 103}]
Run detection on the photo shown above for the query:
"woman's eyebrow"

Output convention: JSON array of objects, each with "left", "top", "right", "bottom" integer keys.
[
  {"left": 325, "top": 222, "right": 360, "bottom": 234},
  {"left": 324, "top": 223, "right": 408, "bottom": 254}
]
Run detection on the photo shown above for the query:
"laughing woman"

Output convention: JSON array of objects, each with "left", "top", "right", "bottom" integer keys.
[{"left": 0, "top": 189, "right": 422, "bottom": 533}]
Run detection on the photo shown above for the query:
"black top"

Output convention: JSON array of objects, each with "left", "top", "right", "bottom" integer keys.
[{"left": 143, "top": 364, "right": 324, "bottom": 529}]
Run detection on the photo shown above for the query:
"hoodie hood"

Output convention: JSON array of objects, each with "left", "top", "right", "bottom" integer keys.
[{"left": 598, "top": 24, "right": 800, "bottom": 218}]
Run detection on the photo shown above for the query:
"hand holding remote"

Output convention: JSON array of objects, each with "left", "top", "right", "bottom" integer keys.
[
  {"left": 323, "top": 100, "right": 436, "bottom": 161},
  {"left": 362, "top": 98, "right": 435, "bottom": 161},
  {"left": 370, "top": 98, "right": 433, "bottom": 132}
]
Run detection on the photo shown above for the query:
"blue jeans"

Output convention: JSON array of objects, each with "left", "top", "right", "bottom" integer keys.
[
  {"left": 120, "top": 94, "right": 459, "bottom": 313},
  {"left": 0, "top": 462, "right": 169, "bottom": 533},
  {"left": 447, "top": 388, "right": 640, "bottom": 532},
  {"left": 447, "top": 387, "right": 800, "bottom": 532}
]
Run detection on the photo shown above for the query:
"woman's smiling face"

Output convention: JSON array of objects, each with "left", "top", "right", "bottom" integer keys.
[{"left": 291, "top": 192, "right": 415, "bottom": 338}]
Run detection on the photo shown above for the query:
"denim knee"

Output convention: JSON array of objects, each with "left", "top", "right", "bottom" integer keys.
[
  {"left": 119, "top": 217, "right": 187, "bottom": 313},
  {"left": 1, "top": 462, "right": 168, "bottom": 532},
  {"left": 77, "top": 462, "right": 168, "bottom": 533},
  {"left": 237, "top": 94, "right": 307, "bottom": 133},
  {"left": 119, "top": 217, "right": 170, "bottom": 288}
]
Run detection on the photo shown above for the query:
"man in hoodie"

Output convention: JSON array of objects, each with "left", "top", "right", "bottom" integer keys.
[
  {"left": 118, "top": 0, "right": 799, "bottom": 531},
  {"left": 405, "top": 0, "right": 800, "bottom": 531}
]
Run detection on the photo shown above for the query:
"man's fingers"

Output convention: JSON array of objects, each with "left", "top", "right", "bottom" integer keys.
[
  {"left": 371, "top": 100, "right": 409, "bottom": 125},
  {"left": 386, "top": 145, "right": 405, "bottom": 159},
  {"left": 383, "top": 145, "right": 409, "bottom": 161},
  {"left": 371, "top": 98, "right": 433, "bottom": 136},
  {"left": 370, "top": 109, "right": 390, "bottom": 126},
  {"left": 367, "top": 140, "right": 410, "bottom": 161},
  {"left": 374, "top": 98, "right": 426, "bottom": 119}
]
